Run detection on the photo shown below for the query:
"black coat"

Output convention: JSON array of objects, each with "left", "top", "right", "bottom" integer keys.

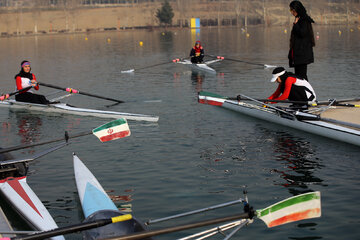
[{"left": 288, "top": 17, "right": 314, "bottom": 67}]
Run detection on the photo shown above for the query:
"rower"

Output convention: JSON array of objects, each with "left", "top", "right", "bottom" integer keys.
[
  {"left": 14, "top": 60, "right": 50, "bottom": 104},
  {"left": 268, "top": 67, "right": 316, "bottom": 109},
  {"left": 190, "top": 41, "right": 204, "bottom": 63}
]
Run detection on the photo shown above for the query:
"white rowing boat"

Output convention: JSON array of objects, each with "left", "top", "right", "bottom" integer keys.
[
  {"left": 73, "top": 154, "right": 151, "bottom": 239},
  {"left": 0, "top": 99, "right": 159, "bottom": 122},
  {"left": 0, "top": 144, "right": 67, "bottom": 240},
  {"left": 198, "top": 91, "right": 360, "bottom": 147},
  {"left": 176, "top": 59, "right": 223, "bottom": 74}
]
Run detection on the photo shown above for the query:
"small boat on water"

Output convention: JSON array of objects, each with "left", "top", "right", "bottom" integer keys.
[
  {"left": 198, "top": 91, "right": 360, "bottom": 147},
  {"left": 0, "top": 99, "right": 159, "bottom": 122},
  {"left": 73, "top": 154, "right": 151, "bottom": 239},
  {"left": 176, "top": 58, "right": 223, "bottom": 74},
  {"left": 0, "top": 144, "right": 67, "bottom": 240}
]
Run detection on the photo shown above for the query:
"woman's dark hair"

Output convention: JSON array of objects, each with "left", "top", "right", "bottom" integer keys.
[{"left": 289, "top": 1, "right": 315, "bottom": 47}]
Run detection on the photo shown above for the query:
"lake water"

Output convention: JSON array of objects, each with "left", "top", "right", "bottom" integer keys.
[{"left": 0, "top": 25, "right": 359, "bottom": 239}]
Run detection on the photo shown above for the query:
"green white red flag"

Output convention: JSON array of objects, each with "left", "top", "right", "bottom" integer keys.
[
  {"left": 92, "top": 118, "right": 130, "bottom": 142},
  {"left": 256, "top": 191, "right": 321, "bottom": 228}
]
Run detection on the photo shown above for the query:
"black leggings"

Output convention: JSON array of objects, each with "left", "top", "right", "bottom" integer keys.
[
  {"left": 294, "top": 64, "right": 308, "bottom": 81},
  {"left": 191, "top": 56, "right": 204, "bottom": 63},
  {"left": 15, "top": 92, "right": 49, "bottom": 104}
]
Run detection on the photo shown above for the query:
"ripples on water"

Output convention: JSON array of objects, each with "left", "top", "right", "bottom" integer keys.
[{"left": 0, "top": 26, "right": 359, "bottom": 239}]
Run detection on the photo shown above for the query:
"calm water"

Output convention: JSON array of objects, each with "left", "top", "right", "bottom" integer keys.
[{"left": 0, "top": 26, "right": 359, "bottom": 239}]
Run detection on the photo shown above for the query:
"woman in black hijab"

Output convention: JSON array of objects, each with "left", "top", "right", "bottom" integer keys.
[
  {"left": 15, "top": 60, "right": 50, "bottom": 104},
  {"left": 288, "top": 1, "right": 315, "bottom": 81}
]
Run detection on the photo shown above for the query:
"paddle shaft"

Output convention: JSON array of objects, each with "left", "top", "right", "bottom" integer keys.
[
  {"left": 13, "top": 219, "right": 113, "bottom": 240},
  {"left": 134, "top": 61, "right": 173, "bottom": 71},
  {"left": 0, "top": 131, "right": 91, "bottom": 154},
  {"left": 105, "top": 213, "right": 250, "bottom": 240},
  {"left": 206, "top": 54, "right": 265, "bottom": 67},
  {"left": 1, "top": 86, "right": 32, "bottom": 100},
  {"left": 9, "top": 86, "right": 33, "bottom": 96},
  {"left": 38, "top": 82, "right": 124, "bottom": 103},
  {"left": 230, "top": 96, "right": 359, "bottom": 107}
]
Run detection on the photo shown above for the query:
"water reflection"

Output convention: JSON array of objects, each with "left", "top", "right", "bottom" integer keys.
[
  {"left": 11, "top": 111, "right": 42, "bottom": 154},
  {"left": 263, "top": 128, "right": 326, "bottom": 195},
  {"left": 190, "top": 70, "right": 205, "bottom": 92}
]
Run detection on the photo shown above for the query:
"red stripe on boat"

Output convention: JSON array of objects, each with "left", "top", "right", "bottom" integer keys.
[
  {"left": 100, "top": 130, "right": 130, "bottom": 142},
  {"left": 6, "top": 177, "right": 43, "bottom": 218},
  {"left": 268, "top": 208, "right": 320, "bottom": 227},
  {"left": 0, "top": 176, "right": 26, "bottom": 183},
  {"left": 198, "top": 99, "right": 223, "bottom": 106}
]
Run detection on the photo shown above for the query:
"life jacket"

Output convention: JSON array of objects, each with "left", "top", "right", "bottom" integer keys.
[{"left": 193, "top": 45, "right": 203, "bottom": 54}]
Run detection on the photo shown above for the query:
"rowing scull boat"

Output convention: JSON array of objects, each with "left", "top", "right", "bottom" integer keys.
[
  {"left": 176, "top": 59, "right": 223, "bottom": 74},
  {"left": 73, "top": 154, "right": 151, "bottom": 239},
  {"left": 0, "top": 99, "right": 159, "bottom": 122},
  {"left": 198, "top": 91, "right": 360, "bottom": 147},
  {"left": 0, "top": 144, "right": 67, "bottom": 240}
]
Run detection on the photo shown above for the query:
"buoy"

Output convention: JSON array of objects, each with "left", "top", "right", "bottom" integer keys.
[
  {"left": 284, "top": 29, "right": 287, "bottom": 34},
  {"left": 139, "top": 41, "right": 143, "bottom": 46},
  {"left": 85, "top": 37, "right": 88, "bottom": 41},
  {"left": 338, "top": 30, "right": 342, "bottom": 35},
  {"left": 246, "top": 33, "right": 250, "bottom": 38},
  {"left": 107, "top": 38, "right": 111, "bottom": 43}
]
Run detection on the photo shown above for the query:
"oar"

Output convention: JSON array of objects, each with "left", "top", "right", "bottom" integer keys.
[
  {"left": 38, "top": 82, "right": 124, "bottom": 103},
  {"left": 0, "top": 141, "right": 69, "bottom": 166},
  {"left": 0, "top": 118, "right": 131, "bottom": 154},
  {"left": 206, "top": 54, "right": 277, "bottom": 68},
  {"left": 105, "top": 213, "right": 251, "bottom": 240},
  {"left": 145, "top": 198, "right": 246, "bottom": 225},
  {"left": 199, "top": 91, "right": 360, "bottom": 108},
  {"left": 103, "top": 191, "right": 321, "bottom": 240},
  {"left": 121, "top": 60, "right": 175, "bottom": 73},
  {"left": 0, "top": 86, "right": 32, "bottom": 101},
  {"left": 12, "top": 214, "right": 132, "bottom": 240},
  {"left": 0, "top": 131, "right": 89, "bottom": 154}
]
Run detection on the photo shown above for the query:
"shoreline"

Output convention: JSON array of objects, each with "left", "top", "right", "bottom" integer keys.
[{"left": 1, "top": 1, "right": 359, "bottom": 39}]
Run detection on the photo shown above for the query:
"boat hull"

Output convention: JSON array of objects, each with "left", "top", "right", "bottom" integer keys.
[
  {"left": 0, "top": 100, "right": 159, "bottom": 122},
  {"left": 199, "top": 93, "right": 360, "bottom": 147},
  {"left": 177, "top": 59, "right": 217, "bottom": 74},
  {"left": 73, "top": 154, "right": 150, "bottom": 239},
  {"left": 0, "top": 176, "right": 64, "bottom": 240}
]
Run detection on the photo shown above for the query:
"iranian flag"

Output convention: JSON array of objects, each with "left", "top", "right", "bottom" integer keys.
[
  {"left": 92, "top": 118, "right": 131, "bottom": 142},
  {"left": 257, "top": 191, "right": 321, "bottom": 228}
]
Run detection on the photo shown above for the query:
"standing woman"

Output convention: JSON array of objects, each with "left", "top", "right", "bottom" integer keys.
[
  {"left": 15, "top": 60, "right": 50, "bottom": 104},
  {"left": 288, "top": 1, "right": 315, "bottom": 81}
]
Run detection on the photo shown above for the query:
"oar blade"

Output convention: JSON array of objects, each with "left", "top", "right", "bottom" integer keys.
[
  {"left": 264, "top": 64, "right": 277, "bottom": 69},
  {"left": 121, "top": 69, "right": 135, "bottom": 73},
  {"left": 92, "top": 118, "right": 131, "bottom": 143},
  {"left": 256, "top": 191, "right": 321, "bottom": 228},
  {"left": 198, "top": 91, "right": 227, "bottom": 106}
]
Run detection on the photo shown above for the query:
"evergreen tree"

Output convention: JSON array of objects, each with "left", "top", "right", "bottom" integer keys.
[{"left": 156, "top": 0, "right": 174, "bottom": 26}]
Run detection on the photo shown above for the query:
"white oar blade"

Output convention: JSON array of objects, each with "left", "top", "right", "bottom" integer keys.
[
  {"left": 92, "top": 118, "right": 131, "bottom": 142},
  {"left": 256, "top": 191, "right": 321, "bottom": 228},
  {"left": 121, "top": 69, "right": 135, "bottom": 73},
  {"left": 264, "top": 64, "right": 277, "bottom": 69}
]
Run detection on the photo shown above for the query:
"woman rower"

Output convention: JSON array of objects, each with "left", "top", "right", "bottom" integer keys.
[
  {"left": 190, "top": 41, "right": 204, "bottom": 64},
  {"left": 15, "top": 60, "right": 50, "bottom": 104},
  {"left": 267, "top": 67, "right": 316, "bottom": 109}
]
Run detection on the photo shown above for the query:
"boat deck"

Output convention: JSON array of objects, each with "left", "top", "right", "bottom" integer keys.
[{"left": 319, "top": 101, "right": 360, "bottom": 126}]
